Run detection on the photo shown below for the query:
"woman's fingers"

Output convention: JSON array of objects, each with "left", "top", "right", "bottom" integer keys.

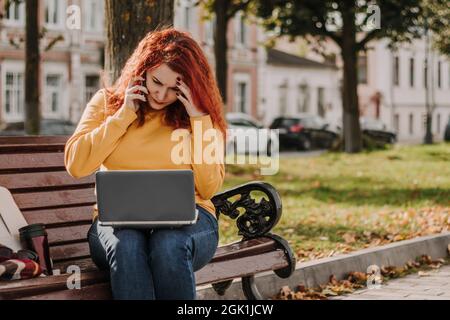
[
  {"left": 127, "top": 76, "right": 145, "bottom": 88},
  {"left": 128, "top": 93, "right": 146, "bottom": 102},
  {"left": 176, "top": 80, "right": 192, "bottom": 102},
  {"left": 127, "top": 85, "right": 148, "bottom": 94},
  {"left": 176, "top": 91, "right": 188, "bottom": 104}
]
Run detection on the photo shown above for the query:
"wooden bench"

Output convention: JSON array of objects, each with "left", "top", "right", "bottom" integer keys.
[{"left": 0, "top": 136, "right": 295, "bottom": 300}]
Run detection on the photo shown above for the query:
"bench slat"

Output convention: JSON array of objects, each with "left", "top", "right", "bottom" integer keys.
[
  {"left": 23, "top": 205, "right": 94, "bottom": 225},
  {"left": 1, "top": 249, "right": 289, "bottom": 299},
  {"left": 0, "top": 153, "right": 65, "bottom": 170},
  {"left": 0, "top": 270, "right": 108, "bottom": 300},
  {"left": 47, "top": 224, "right": 90, "bottom": 245},
  {"left": 13, "top": 188, "right": 96, "bottom": 210},
  {"left": 50, "top": 242, "right": 91, "bottom": 262},
  {"left": 196, "top": 250, "right": 289, "bottom": 285},
  {"left": 19, "top": 283, "right": 113, "bottom": 300},
  {"left": 0, "top": 136, "right": 69, "bottom": 145},
  {"left": 0, "top": 171, "right": 94, "bottom": 190}
]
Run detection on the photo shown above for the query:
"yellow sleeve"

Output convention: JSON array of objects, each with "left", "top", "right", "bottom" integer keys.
[
  {"left": 189, "top": 114, "right": 225, "bottom": 200},
  {"left": 64, "top": 89, "right": 138, "bottom": 178}
]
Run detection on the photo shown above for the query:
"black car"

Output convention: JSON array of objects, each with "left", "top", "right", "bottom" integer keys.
[
  {"left": 269, "top": 114, "right": 339, "bottom": 151},
  {"left": 445, "top": 115, "right": 450, "bottom": 142},
  {"left": 360, "top": 118, "right": 397, "bottom": 144}
]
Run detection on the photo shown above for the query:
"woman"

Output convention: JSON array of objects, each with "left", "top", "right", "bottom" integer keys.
[{"left": 64, "top": 28, "right": 227, "bottom": 300}]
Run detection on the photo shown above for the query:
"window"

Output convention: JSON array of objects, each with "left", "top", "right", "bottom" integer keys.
[
  {"left": 4, "top": 1, "right": 25, "bottom": 25},
  {"left": 297, "top": 83, "right": 310, "bottom": 113},
  {"left": 45, "top": 0, "right": 64, "bottom": 27},
  {"left": 422, "top": 113, "right": 427, "bottom": 132},
  {"left": 85, "top": 75, "right": 100, "bottom": 105},
  {"left": 234, "top": 11, "right": 248, "bottom": 47},
  {"left": 233, "top": 74, "right": 250, "bottom": 114},
  {"left": 236, "top": 82, "right": 247, "bottom": 113},
  {"left": 84, "top": 0, "right": 103, "bottom": 32},
  {"left": 3, "top": 72, "right": 24, "bottom": 121},
  {"left": 436, "top": 113, "right": 441, "bottom": 134},
  {"left": 394, "top": 114, "right": 400, "bottom": 133},
  {"left": 424, "top": 59, "right": 428, "bottom": 88},
  {"left": 278, "top": 81, "right": 288, "bottom": 116},
  {"left": 409, "top": 113, "right": 414, "bottom": 135},
  {"left": 358, "top": 54, "right": 367, "bottom": 84},
  {"left": 437, "top": 61, "right": 442, "bottom": 89},
  {"left": 409, "top": 57, "right": 415, "bottom": 87},
  {"left": 45, "top": 74, "right": 62, "bottom": 116},
  {"left": 317, "top": 87, "right": 325, "bottom": 117},
  {"left": 393, "top": 56, "right": 400, "bottom": 86}
]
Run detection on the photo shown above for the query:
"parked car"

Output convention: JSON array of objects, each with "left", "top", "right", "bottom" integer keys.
[
  {"left": 0, "top": 119, "right": 77, "bottom": 136},
  {"left": 226, "top": 112, "right": 277, "bottom": 156},
  {"left": 445, "top": 115, "right": 450, "bottom": 142},
  {"left": 269, "top": 114, "right": 339, "bottom": 151},
  {"left": 360, "top": 117, "right": 397, "bottom": 144}
]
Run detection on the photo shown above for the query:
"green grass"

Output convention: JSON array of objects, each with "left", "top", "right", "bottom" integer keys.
[{"left": 217, "top": 143, "right": 450, "bottom": 262}]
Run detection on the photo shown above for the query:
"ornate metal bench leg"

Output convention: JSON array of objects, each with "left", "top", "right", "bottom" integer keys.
[
  {"left": 264, "top": 233, "right": 296, "bottom": 278},
  {"left": 212, "top": 280, "right": 233, "bottom": 296},
  {"left": 242, "top": 275, "right": 265, "bottom": 300},
  {"left": 241, "top": 234, "right": 296, "bottom": 300}
]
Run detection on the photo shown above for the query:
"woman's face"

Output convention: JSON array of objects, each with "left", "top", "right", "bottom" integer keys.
[{"left": 145, "top": 63, "right": 181, "bottom": 110}]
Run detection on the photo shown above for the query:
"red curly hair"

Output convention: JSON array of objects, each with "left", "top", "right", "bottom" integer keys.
[{"left": 103, "top": 27, "right": 227, "bottom": 139}]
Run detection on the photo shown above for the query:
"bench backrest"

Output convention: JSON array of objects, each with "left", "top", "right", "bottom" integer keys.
[{"left": 0, "top": 136, "right": 101, "bottom": 271}]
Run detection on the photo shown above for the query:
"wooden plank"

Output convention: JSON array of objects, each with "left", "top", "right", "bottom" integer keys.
[
  {"left": 53, "top": 257, "right": 99, "bottom": 274},
  {"left": 0, "top": 136, "right": 69, "bottom": 145},
  {"left": 20, "top": 282, "right": 112, "bottom": 300},
  {"left": 3, "top": 250, "right": 289, "bottom": 299},
  {"left": 47, "top": 224, "right": 91, "bottom": 245},
  {"left": 13, "top": 188, "right": 96, "bottom": 210},
  {"left": 0, "top": 270, "right": 108, "bottom": 300},
  {"left": 50, "top": 242, "right": 91, "bottom": 262},
  {"left": 23, "top": 205, "right": 94, "bottom": 225},
  {"left": 0, "top": 171, "right": 94, "bottom": 190},
  {"left": 0, "top": 152, "right": 65, "bottom": 170},
  {"left": 210, "top": 238, "right": 277, "bottom": 263},
  {"left": 195, "top": 250, "right": 289, "bottom": 285},
  {"left": 0, "top": 144, "right": 64, "bottom": 153}
]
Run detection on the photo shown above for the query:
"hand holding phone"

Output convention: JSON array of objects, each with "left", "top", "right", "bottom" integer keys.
[{"left": 124, "top": 75, "right": 148, "bottom": 112}]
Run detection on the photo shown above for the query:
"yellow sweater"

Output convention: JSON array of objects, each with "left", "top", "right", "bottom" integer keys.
[{"left": 64, "top": 89, "right": 225, "bottom": 221}]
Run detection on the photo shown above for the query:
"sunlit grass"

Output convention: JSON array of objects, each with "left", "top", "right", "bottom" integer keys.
[{"left": 217, "top": 143, "right": 450, "bottom": 261}]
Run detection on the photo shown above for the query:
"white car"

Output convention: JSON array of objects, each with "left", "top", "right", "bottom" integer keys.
[{"left": 225, "top": 112, "right": 278, "bottom": 156}]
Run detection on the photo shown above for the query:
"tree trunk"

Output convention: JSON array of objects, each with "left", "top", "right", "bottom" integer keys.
[
  {"left": 104, "top": 0, "right": 175, "bottom": 85},
  {"left": 340, "top": 6, "right": 362, "bottom": 153},
  {"left": 25, "top": 0, "right": 40, "bottom": 134},
  {"left": 213, "top": 0, "right": 228, "bottom": 106}
]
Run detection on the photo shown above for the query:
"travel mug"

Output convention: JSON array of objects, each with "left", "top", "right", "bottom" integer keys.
[{"left": 19, "top": 223, "right": 53, "bottom": 275}]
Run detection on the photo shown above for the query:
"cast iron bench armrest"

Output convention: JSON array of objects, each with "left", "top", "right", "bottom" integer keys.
[{"left": 210, "top": 181, "right": 296, "bottom": 299}]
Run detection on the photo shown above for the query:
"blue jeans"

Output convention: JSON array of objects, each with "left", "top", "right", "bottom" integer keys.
[{"left": 87, "top": 205, "right": 219, "bottom": 300}]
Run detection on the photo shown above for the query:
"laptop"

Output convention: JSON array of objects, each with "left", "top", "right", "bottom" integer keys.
[{"left": 95, "top": 169, "right": 198, "bottom": 228}]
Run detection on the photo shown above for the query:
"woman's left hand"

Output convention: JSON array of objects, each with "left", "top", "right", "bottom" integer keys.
[{"left": 176, "top": 77, "right": 208, "bottom": 117}]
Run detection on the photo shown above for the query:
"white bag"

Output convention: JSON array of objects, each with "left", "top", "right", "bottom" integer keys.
[{"left": 0, "top": 186, "right": 28, "bottom": 251}]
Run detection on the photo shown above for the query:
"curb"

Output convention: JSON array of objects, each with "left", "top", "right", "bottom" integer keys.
[{"left": 196, "top": 232, "right": 450, "bottom": 300}]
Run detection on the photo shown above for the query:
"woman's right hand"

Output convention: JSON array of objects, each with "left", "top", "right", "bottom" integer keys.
[{"left": 124, "top": 75, "right": 149, "bottom": 112}]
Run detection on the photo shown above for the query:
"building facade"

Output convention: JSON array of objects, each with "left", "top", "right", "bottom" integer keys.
[
  {"left": 0, "top": 0, "right": 104, "bottom": 128},
  {"left": 359, "top": 38, "right": 450, "bottom": 142}
]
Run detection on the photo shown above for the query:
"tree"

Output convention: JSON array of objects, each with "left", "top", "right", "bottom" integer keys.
[
  {"left": 3, "top": 0, "right": 64, "bottom": 134},
  {"left": 195, "top": 0, "right": 253, "bottom": 106},
  {"left": 24, "top": 0, "right": 40, "bottom": 134},
  {"left": 252, "top": 0, "right": 432, "bottom": 153},
  {"left": 427, "top": 0, "right": 450, "bottom": 56},
  {"left": 104, "top": 0, "right": 175, "bottom": 85}
]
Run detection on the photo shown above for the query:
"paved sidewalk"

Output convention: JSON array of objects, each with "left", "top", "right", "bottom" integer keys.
[{"left": 330, "top": 265, "right": 450, "bottom": 300}]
